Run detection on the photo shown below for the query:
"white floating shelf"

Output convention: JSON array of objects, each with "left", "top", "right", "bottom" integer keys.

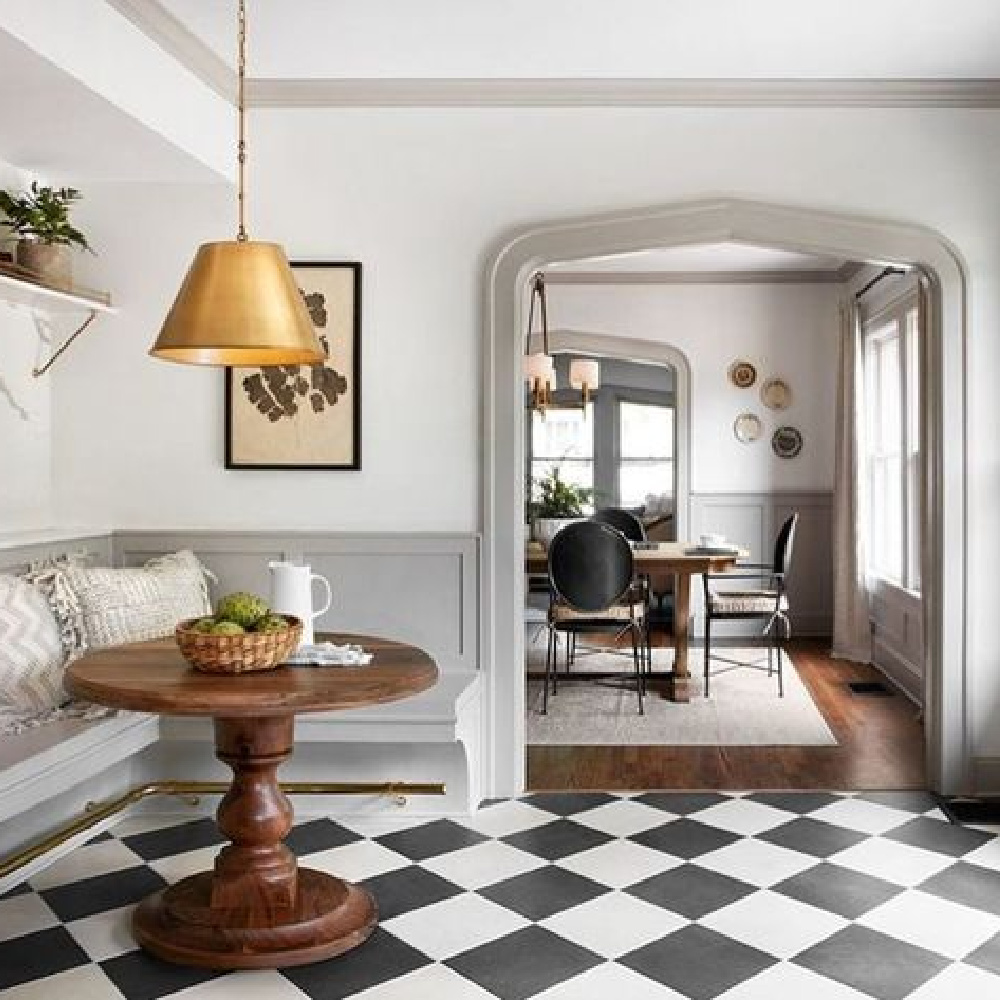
[
  {"left": 0, "top": 267, "right": 117, "bottom": 375},
  {"left": 0, "top": 270, "right": 116, "bottom": 315}
]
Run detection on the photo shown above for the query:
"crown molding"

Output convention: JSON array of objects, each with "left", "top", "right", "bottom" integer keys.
[
  {"left": 104, "top": 0, "right": 235, "bottom": 101},
  {"left": 246, "top": 77, "right": 1000, "bottom": 109},
  {"left": 99, "top": 3, "right": 1000, "bottom": 111},
  {"left": 543, "top": 268, "right": 850, "bottom": 286}
]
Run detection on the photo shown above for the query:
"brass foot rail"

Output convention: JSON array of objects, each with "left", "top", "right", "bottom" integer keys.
[{"left": 0, "top": 780, "right": 446, "bottom": 882}]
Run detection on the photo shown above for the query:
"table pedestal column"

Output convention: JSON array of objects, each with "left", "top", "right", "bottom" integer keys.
[{"left": 133, "top": 715, "right": 376, "bottom": 969}]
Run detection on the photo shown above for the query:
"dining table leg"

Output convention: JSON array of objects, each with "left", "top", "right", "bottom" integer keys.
[
  {"left": 669, "top": 571, "right": 692, "bottom": 702},
  {"left": 132, "top": 714, "right": 377, "bottom": 969}
]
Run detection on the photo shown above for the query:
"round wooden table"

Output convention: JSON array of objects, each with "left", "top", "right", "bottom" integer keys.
[{"left": 66, "top": 633, "right": 437, "bottom": 971}]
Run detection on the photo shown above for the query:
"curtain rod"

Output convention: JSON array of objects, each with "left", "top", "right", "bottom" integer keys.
[{"left": 854, "top": 266, "right": 908, "bottom": 300}]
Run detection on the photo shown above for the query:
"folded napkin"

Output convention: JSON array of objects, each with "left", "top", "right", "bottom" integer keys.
[{"left": 284, "top": 642, "right": 373, "bottom": 667}]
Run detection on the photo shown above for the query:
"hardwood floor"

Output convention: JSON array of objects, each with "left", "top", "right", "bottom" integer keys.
[{"left": 526, "top": 638, "right": 926, "bottom": 791}]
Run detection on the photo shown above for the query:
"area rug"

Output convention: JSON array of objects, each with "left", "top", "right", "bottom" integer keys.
[{"left": 526, "top": 647, "right": 837, "bottom": 746}]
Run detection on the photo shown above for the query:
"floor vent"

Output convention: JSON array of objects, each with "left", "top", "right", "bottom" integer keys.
[
  {"left": 941, "top": 799, "right": 1000, "bottom": 825},
  {"left": 847, "top": 680, "right": 893, "bottom": 696}
]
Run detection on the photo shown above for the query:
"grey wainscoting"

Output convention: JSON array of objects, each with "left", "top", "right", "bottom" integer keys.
[
  {"left": 0, "top": 532, "right": 113, "bottom": 574},
  {"left": 690, "top": 492, "right": 833, "bottom": 637},
  {"left": 870, "top": 580, "right": 924, "bottom": 704},
  {"left": 113, "top": 531, "right": 480, "bottom": 672}
]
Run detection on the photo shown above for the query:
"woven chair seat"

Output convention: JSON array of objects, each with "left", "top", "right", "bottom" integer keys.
[
  {"left": 550, "top": 600, "right": 646, "bottom": 623},
  {"left": 708, "top": 589, "right": 789, "bottom": 616}
]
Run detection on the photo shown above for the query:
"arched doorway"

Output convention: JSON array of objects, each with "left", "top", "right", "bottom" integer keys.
[{"left": 482, "top": 197, "right": 967, "bottom": 799}]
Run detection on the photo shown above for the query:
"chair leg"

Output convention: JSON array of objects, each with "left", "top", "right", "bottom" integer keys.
[
  {"left": 631, "top": 624, "right": 644, "bottom": 715},
  {"left": 645, "top": 618, "right": 652, "bottom": 692},
  {"left": 542, "top": 626, "right": 553, "bottom": 714},
  {"left": 774, "top": 625, "right": 784, "bottom": 698},
  {"left": 704, "top": 617, "right": 712, "bottom": 697}
]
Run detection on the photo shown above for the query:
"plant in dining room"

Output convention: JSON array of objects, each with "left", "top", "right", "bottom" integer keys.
[
  {"left": 0, "top": 181, "right": 93, "bottom": 288},
  {"left": 529, "top": 465, "right": 593, "bottom": 546}
]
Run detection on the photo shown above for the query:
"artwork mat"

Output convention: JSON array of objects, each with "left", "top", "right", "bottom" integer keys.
[{"left": 225, "top": 261, "right": 362, "bottom": 470}]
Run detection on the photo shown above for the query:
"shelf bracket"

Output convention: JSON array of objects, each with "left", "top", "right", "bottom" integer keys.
[{"left": 31, "top": 308, "right": 99, "bottom": 377}]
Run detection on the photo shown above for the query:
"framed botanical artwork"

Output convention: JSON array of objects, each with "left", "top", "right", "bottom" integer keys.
[{"left": 225, "top": 261, "right": 361, "bottom": 470}]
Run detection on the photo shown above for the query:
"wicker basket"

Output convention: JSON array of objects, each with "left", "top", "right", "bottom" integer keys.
[{"left": 175, "top": 615, "right": 303, "bottom": 674}]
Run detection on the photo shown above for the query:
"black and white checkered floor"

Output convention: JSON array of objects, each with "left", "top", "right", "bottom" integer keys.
[{"left": 4, "top": 792, "right": 1000, "bottom": 999}]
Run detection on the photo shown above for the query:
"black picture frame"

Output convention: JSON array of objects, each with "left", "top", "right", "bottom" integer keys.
[{"left": 225, "top": 261, "right": 362, "bottom": 470}]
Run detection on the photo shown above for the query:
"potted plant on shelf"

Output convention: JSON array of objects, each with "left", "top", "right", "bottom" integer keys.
[
  {"left": 528, "top": 465, "right": 593, "bottom": 547},
  {"left": 0, "top": 182, "right": 93, "bottom": 288}
]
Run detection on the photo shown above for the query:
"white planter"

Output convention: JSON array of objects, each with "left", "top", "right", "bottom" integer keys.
[{"left": 532, "top": 517, "right": 582, "bottom": 547}]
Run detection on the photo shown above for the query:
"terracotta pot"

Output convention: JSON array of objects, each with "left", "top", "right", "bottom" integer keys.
[{"left": 16, "top": 241, "right": 71, "bottom": 288}]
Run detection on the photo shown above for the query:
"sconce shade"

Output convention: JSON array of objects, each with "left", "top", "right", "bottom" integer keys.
[
  {"left": 569, "top": 358, "right": 600, "bottom": 391},
  {"left": 523, "top": 352, "right": 556, "bottom": 387},
  {"left": 150, "top": 241, "right": 325, "bottom": 366}
]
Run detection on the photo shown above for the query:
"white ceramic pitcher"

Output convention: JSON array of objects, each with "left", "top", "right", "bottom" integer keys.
[{"left": 268, "top": 561, "right": 332, "bottom": 648}]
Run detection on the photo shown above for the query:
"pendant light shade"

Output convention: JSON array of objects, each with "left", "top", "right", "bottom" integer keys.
[
  {"left": 149, "top": 0, "right": 325, "bottom": 367},
  {"left": 150, "top": 241, "right": 323, "bottom": 365}
]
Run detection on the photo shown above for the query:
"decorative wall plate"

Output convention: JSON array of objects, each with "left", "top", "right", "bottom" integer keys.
[
  {"left": 728, "top": 360, "right": 757, "bottom": 388},
  {"left": 733, "top": 412, "right": 763, "bottom": 444},
  {"left": 772, "top": 425, "right": 803, "bottom": 458},
  {"left": 761, "top": 376, "right": 792, "bottom": 410}
]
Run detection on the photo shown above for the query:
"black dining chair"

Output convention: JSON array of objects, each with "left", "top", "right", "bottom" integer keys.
[
  {"left": 544, "top": 520, "right": 649, "bottom": 715},
  {"left": 594, "top": 507, "right": 674, "bottom": 635},
  {"left": 701, "top": 513, "right": 799, "bottom": 697},
  {"left": 592, "top": 507, "right": 647, "bottom": 542}
]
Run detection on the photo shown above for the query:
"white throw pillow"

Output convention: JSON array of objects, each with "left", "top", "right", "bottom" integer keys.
[
  {"left": 0, "top": 573, "right": 67, "bottom": 715},
  {"left": 61, "top": 550, "right": 212, "bottom": 651}
]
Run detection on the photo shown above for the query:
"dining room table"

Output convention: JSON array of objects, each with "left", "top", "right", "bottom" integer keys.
[{"left": 526, "top": 539, "right": 745, "bottom": 702}]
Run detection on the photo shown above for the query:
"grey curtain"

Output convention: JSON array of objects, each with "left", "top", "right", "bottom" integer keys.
[{"left": 831, "top": 298, "right": 872, "bottom": 662}]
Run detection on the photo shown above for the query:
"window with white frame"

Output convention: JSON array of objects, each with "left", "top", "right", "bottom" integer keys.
[
  {"left": 865, "top": 295, "right": 921, "bottom": 591},
  {"left": 617, "top": 400, "right": 675, "bottom": 509},
  {"left": 529, "top": 404, "right": 595, "bottom": 511}
]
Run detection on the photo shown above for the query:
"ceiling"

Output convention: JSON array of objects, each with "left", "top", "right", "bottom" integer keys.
[
  {"left": 547, "top": 244, "right": 851, "bottom": 277},
  {"left": 0, "top": 30, "right": 223, "bottom": 182},
  {"left": 154, "top": 0, "right": 1000, "bottom": 81}
]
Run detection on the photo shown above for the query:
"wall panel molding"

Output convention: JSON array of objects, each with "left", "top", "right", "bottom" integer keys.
[
  {"left": 690, "top": 491, "right": 833, "bottom": 637},
  {"left": 113, "top": 531, "right": 479, "bottom": 672}
]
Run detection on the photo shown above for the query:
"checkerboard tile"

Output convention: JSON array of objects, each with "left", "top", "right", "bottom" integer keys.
[{"left": 2, "top": 792, "right": 1000, "bottom": 999}]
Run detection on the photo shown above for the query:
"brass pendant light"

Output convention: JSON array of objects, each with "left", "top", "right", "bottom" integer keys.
[
  {"left": 523, "top": 271, "right": 600, "bottom": 414},
  {"left": 150, "top": 0, "right": 324, "bottom": 366}
]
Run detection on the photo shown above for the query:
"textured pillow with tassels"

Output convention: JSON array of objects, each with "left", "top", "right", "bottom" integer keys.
[
  {"left": 0, "top": 572, "right": 67, "bottom": 716},
  {"left": 60, "top": 550, "right": 213, "bottom": 651}
]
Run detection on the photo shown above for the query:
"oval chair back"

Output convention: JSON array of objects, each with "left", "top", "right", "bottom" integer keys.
[
  {"left": 773, "top": 513, "right": 800, "bottom": 577},
  {"left": 547, "top": 520, "right": 634, "bottom": 613},
  {"left": 593, "top": 507, "right": 647, "bottom": 543}
]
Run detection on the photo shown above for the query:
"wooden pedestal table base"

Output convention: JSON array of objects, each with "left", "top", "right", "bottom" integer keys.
[
  {"left": 133, "top": 716, "right": 375, "bottom": 969},
  {"left": 65, "top": 632, "right": 438, "bottom": 971}
]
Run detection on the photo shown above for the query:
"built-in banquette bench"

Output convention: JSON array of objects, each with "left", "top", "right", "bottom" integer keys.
[{"left": 0, "top": 530, "right": 482, "bottom": 890}]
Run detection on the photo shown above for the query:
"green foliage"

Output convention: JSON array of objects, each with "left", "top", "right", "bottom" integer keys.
[
  {"left": 0, "top": 181, "right": 93, "bottom": 251},
  {"left": 216, "top": 591, "right": 270, "bottom": 628},
  {"left": 529, "top": 466, "right": 593, "bottom": 520}
]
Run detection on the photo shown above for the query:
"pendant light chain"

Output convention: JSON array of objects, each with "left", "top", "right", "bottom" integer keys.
[{"left": 236, "top": 0, "right": 248, "bottom": 242}]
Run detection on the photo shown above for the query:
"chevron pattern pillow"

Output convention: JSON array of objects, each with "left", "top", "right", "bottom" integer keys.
[{"left": 0, "top": 573, "right": 67, "bottom": 716}]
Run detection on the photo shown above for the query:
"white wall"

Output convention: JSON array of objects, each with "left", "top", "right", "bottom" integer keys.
[
  {"left": 0, "top": 159, "right": 53, "bottom": 531},
  {"left": 44, "top": 106, "right": 1000, "bottom": 762},
  {"left": 548, "top": 282, "right": 840, "bottom": 492}
]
